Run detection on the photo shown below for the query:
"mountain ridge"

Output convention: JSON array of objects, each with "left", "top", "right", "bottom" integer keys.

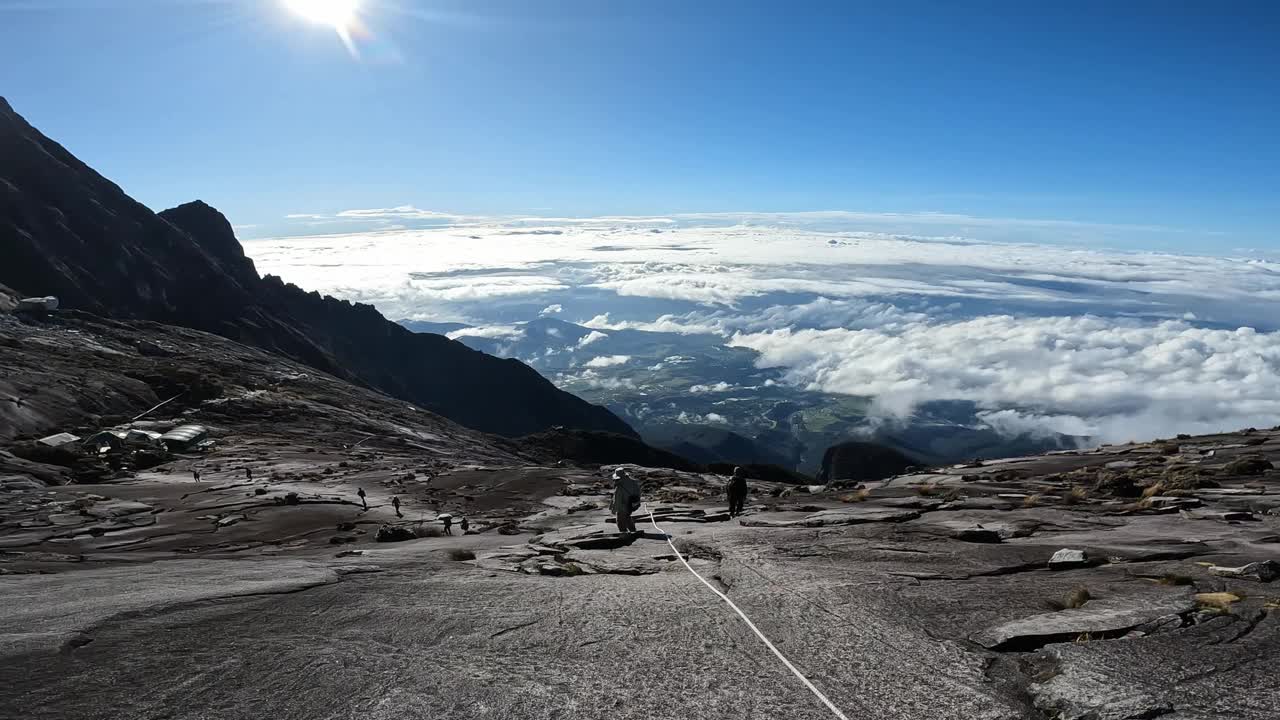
[{"left": 0, "top": 96, "right": 633, "bottom": 438}]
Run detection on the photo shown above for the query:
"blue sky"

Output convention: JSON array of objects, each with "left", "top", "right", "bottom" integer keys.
[{"left": 1, "top": 0, "right": 1277, "bottom": 249}]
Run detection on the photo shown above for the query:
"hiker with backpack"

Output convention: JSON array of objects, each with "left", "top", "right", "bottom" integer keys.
[{"left": 611, "top": 468, "right": 642, "bottom": 533}]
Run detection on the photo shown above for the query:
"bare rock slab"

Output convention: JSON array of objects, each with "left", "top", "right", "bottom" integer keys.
[
  {"left": 1208, "top": 560, "right": 1279, "bottom": 582},
  {"left": 971, "top": 588, "right": 1196, "bottom": 650},
  {"left": 740, "top": 507, "right": 920, "bottom": 528}
]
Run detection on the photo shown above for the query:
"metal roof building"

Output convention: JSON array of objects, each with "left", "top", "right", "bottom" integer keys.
[{"left": 159, "top": 425, "right": 208, "bottom": 449}]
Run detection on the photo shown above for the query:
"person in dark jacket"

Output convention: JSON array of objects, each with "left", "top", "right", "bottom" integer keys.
[{"left": 727, "top": 466, "right": 748, "bottom": 517}]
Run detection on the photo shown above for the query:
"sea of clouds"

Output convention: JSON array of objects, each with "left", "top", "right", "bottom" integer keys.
[{"left": 246, "top": 210, "right": 1280, "bottom": 443}]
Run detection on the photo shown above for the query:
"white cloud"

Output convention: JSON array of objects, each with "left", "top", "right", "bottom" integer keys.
[
  {"left": 690, "top": 381, "right": 734, "bottom": 393},
  {"left": 583, "top": 354, "right": 630, "bottom": 368},
  {"left": 336, "top": 205, "right": 459, "bottom": 220},
  {"left": 676, "top": 411, "right": 729, "bottom": 424},
  {"left": 730, "top": 317, "right": 1280, "bottom": 442},
  {"left": 571, "top": 369, "right": 637, "bottom": 390},
  {"left": 576, "top": 330, "right": 609, "bottom": 348},
  {"left": 447, "top": 325, "right": 524, "bottom": 340},
  {"left": 582, "top": 312, "right": 722, "bottom": 335},
  {"left": 245, "top": 215, "right": 1280, "bottom": 444}
]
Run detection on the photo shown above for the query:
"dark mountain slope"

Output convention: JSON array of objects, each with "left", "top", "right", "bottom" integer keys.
[
  {"left": 512, "top": 428, "right": 701, "bottom": 473},
  {"left": 0, "top": 97, "right": 633, "bottom": 438},
  {"left": 817, "top": 441, "right": 919, "bottom": 483},
  {"left": 643, "top": 424, "right": 792, "bottom": 467}
]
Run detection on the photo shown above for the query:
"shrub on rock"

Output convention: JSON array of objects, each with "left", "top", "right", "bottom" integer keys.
[
  {"left": 376, "top": 525, "right": 416, "bottom": 542},
  {"left": 1223, "top": 455, "right": 1273, "bottom": 476}
]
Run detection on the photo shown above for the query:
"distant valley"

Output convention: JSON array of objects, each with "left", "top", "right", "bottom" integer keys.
[{"left": 402, "top": 317, "right": 1085, "bottom": 473}]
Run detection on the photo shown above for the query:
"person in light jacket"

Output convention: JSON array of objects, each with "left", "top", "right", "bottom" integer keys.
[{"left": 611, "top": 468, "right": 641, "bottom": 533}]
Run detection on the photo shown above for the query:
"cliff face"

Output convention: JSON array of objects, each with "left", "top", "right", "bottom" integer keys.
[
  {"left": 817, "top": 440, "right": 918, "bottom": 483},
  {"left": 0, "top": 97, "right": 635, "bottom": 438}
]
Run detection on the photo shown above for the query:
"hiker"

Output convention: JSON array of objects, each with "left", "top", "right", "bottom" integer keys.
[
  {"left": 611, "top": 468, "right": 641, "bottom": 534},
  {"left": 193, "top": 467, "right": 201, "bottom": 483},
  {"left": 357, "top": 487, "right": 367, "bottom": 510},
  {"left": 727, "top": 466, "right": 748, "bottom": 517},
  {"left": 391, "top": 495, "right": 401, "bottom": 517},
  {"left": 245, "top": 467, "right": 253, "bottom": 481},
  {"left": 442, "top": 515, "right": 453, "bottom": 535},
  {"left": 460, "top": 517, "right": 469, "bottom": 534}
]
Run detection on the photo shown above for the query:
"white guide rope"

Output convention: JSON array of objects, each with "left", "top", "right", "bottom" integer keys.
[{"left": 641, "top": 504, "right": 851, "bottom": 720}]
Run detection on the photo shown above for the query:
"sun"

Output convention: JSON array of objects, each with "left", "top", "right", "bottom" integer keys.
[{"left": 283, "top": 0, "right": 359, "bottom": 28}]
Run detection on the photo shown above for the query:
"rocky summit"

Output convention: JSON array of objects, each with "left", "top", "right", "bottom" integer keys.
[
  {"left": 0, "top": 97, "right": 630, "bottom": 440},
  {"left": 1, "top": 94, "right": 1279, "bottom": 720}
]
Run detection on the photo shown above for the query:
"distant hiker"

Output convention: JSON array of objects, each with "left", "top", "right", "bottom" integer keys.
[
  {"left": 392, "top": 495, "right": 402, "bottom": 517},
  {"left": 460, "top": 517, "right": 469, "bottom": 534},
  {"left": 727, "top": 466, "right": 748, "bottom": 517},
  {"left": 245, "top": 467, "right": 253, "bottom": 481},
  {"left": 442, "top": 515, "right": 454, "bottom": 535},
  {"left": 357, "top": 488, "right": 367, "bottom": 510},
  {"left": 611, "top": 468, "right": 641, "bottom": 534},
  {"left": 193, "top": 468, "right": 201, "bottom": 483}
]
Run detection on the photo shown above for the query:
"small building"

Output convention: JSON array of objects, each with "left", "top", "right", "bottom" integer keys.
[
  {"left": 160, "top": 424, "right": 208, "bottom": 451},
  {"left": 125, "top": 429, "right": 164, "bottom": 447},
  {"left": 37, "top": 432, "right": 80, "bottom": 448}
]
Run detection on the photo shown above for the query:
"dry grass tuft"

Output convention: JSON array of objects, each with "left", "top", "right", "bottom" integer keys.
[
  {"left": 915, "top": 483, "right": 939, "bottom": 497},
  {"left": 1195, "top": 592, "right": 1241, "bottom": 610},
  {"left": 1047, "top": 587, "right": 1092, "bottom": 611},
  {"left": 1141, "top": 482, "right": 1165, "bottom": 499},
  {"left": 839, "top": 488, "right": 871, "bottom": 503},
  {"left": 446, "top": 548, "right": 476, "bottom": 561},
  {"left": 1157, "top": 574, "right": 1195, "bottom": 586},
  {"left": 1062, "top": 486, "right": 1090, "bottom": 506},
  {"left": 1022, "top": 494, "right": 1042, "bottom": 508}
]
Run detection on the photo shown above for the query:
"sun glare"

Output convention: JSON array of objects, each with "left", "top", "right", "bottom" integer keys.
[{"left": 283, "top": 0, "right": 359, "bottom": 29}]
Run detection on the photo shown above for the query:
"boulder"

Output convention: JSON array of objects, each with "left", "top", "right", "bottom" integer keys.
[
  {"left": 1207, "top": 560, "right": 1279, "bottom": 583},
  {"left": 82, "top": 500, "right": 153, "bottom": 518},
  {"left": 1048, "top": 548, "right": 1089, "bottom": 569},
  {"left": 216, "top": 514, "right": 244, "bottom": 528}
]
